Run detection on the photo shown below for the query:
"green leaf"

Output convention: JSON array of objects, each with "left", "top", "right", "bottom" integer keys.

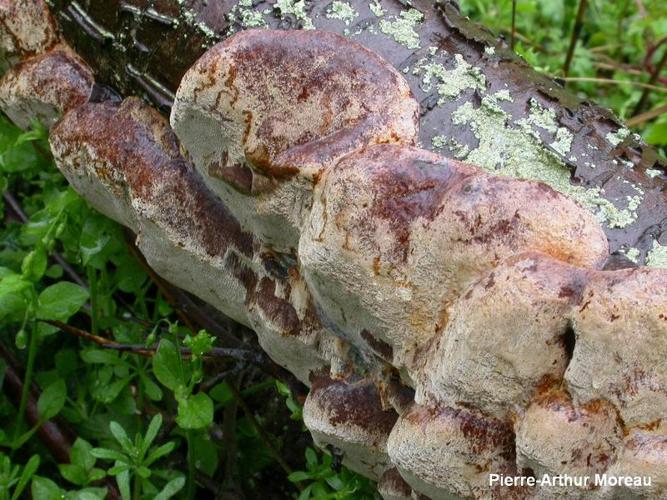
[
  {"left": 64, "top": 487, "right": 107, "bottom": 500},
  {"left": 80, "top": 349, "right": 123, "bottom": 365},
  {"left": 90, "top": 448, "right": 126, "bottom": 462},
  {"left": 88, "top": 469, "right": 106, "bottom": 482},
  {"left": 189, "top": 433, "right": 218, "bottom": 476},
  {"left": 288, "top": 471, "right": 311, "bottom": 483},
  {"left": 153, "top": 339, "right": 182, "bottom": 391},
  {"left": 37, "top": 379, "right": 66, "bottom": 420},
  {"left": 21, "top": 247, "right": 47, "bottom": 282},
  {"left": 297, "top": 484, "right": 313, "bottom": 500},
  {"left": 109, "top": 422, "right": 133, "bottom": 454},
  {"left": 142, "top": 413, "right": 162, "bottom": 453},
  {"left": 70, "top": 438, "right": 96, "bottom": 471},
  {"left": 58, "top": 464, "right": 88, "bottom": 486},
  {"left": 305, "top": 447, "right": 318, "bottom": 469},
  {"left": 116, "top": 469, "right": 131, "bottom": 500},
  {"left": 44, "top": 264, "right": 64, "bottom": 279},
  {"left": 11, "top": 454, "right": 40, "bottom": 500},
  {"left": 644, "top": 121, "right": 667, "bottom": 146},
  {"left": 154, "top": 476, "right": 185, "bottom": 500},
  {"left": 0, "top": 273, "right": 32, "bottom": 297},
  {"left": 36, "top": 282, "right": 89, "bottom": 321},
  {"left": 107, "top": 464, "right": 130, "bottom": 476},
  {"left": 144, "top": 442, "right": 176, "bottom": 467},
  {"left": 176, "top": 392, "right": 214, "bottom": 430},
  {"left": 31, "top": 476, "right": 64, "bottom": 500},
  {"left": 209, "top": 382, "right": 233, "bottom": 405},
  {"left": 142, "top": 376, "right": 163, "bottom": 401},
  {"left": 136, "top": 466, "right": 151, "bottom": 479}
]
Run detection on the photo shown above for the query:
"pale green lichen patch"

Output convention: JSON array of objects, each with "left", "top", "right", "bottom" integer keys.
[
  {"left": 369, "top": 0, "right": 384, "bottom": 17},
  {"left": 327, "top": 1, "right": 358, "bottom": 24},
  {"left": 413, "top": 54, "right": 486, "bottom": 103},
  {"left": 646, "top": 240, "right": 667, "bottom": 269},
  {"left": 450, "top": 100, "right": 642, "bottom": 229},
  {"left": 622, "top": 247, "right": 640, "bottom": 264},
  {"left": 646, "top": 168, "right": 663, "bottom": 178},
  {"left": 447, "top": 138, "right": 470, "bottom": 159},
  {"left": 551, "top": 127, "right": 573, "bottom": 157},
  {"left": 525, "top": 98, "right": 558, "bottom": 133},
  {"left": 494, "top": 89, "right": 513, "bottom": 102},
  {"left": 379, "top": 9, "right": 423, "bottom": 49},
  {"left": 275, "top": 0, "right": 315, "bottom": 29},
  {"left": 228, "top": 0, "right": 267, "bottom": 29},
  {"left": 606, "top": 127, "right": 630, "bottom": 147},
  {"left": 484, "top": 46, "right": 496, "bottom": 55},
  {"left": 431, "top": 135, "right": 447, "bottom": 149},
  {"left": 515, "top": 98, "right": 573, "bottom": 157}
]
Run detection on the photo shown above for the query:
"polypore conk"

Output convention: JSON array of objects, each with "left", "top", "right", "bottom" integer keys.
[
  {"left": 0, "top": 0, "right": 58, "bottom": 72},
  {"left": 8, "top": 0, "right": 667, "bottom": 494},
  {"left": 378, "top": 468, "right": 418, "bottom": 500},
  {"left": 300, "top": 145, "right": 608, "bottom": 376},
  {"left": 421, "top": 252, "right": 589, "bottom": 417},
  {"left": 515, "top": 389, "right": 623, "bottom": 495},
  {"left": 565, "top": 267, "right": 667, "bottom": 428},
  {"left": 0, "top": 44, "right": 93, "bottom": 129},
  {"left": 50, "top": 98, "right": 331, "bottom": 383},
  {"left": 303, "top": 374, "right": 398, "bottom": 480},
  {"left": 602, "top": 430, "right": 667, "bottom": 498},
  {"left": 387, "top": 403, "right": 523, "bottom": 499},
  {"left": 171, "top": 28, "right": 419, "bottom": 252}
]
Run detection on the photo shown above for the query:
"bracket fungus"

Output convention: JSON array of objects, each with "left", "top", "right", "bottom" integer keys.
[{"left": 2, "top": 1, "right": 667, "bottom": 498}]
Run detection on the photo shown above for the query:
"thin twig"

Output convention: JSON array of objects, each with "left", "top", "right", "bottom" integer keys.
[
  {"left": 633, "top": 47, "right": 667, "bottom": 115},
  {"left": 563, "top": 0, "right": 588, "bottom": 78},
  {"left": 627, "top": 104, "right": 667, "bottom": 127},
  {"left": 45, "top": 320, "right": 266, "bottom": 363},
  {"left": 510, "top": 0, "right": 516, "bottom": 50},
  {"left": 561, "top": 77, "right": 667, "bottom": 92}
]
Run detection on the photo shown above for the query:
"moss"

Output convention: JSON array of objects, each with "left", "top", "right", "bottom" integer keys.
[
  {"left": 379, "top": 9, "right": 423, "bottom": 49},
  {"left": 275, "top": 0, "right": 315, "bottom": 29},
  {"left": 646, "top": 240, "right": 667, "bottom": 269},
  {"left": 326, "top": 1, "right": 358, "bottom": 25}
]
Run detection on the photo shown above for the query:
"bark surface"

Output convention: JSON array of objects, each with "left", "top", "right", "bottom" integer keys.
[{"left": 46, "top": 0, "right": 667, "bottom": 264}]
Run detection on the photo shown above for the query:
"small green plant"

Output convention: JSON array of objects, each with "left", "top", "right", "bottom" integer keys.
[
  {"left": 0, "top": 454, "right": 39, "bottom": 500},
  {"left": 91, "top": 414, "right": 183, "bottom": 499},
  {"left": 288, "top": 448, "right": 379, "bottom": 500}
]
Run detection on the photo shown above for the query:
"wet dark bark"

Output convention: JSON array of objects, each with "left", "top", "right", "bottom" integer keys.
[{"left": 46, "top": 0, "right": 667, "bottom": 264}]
